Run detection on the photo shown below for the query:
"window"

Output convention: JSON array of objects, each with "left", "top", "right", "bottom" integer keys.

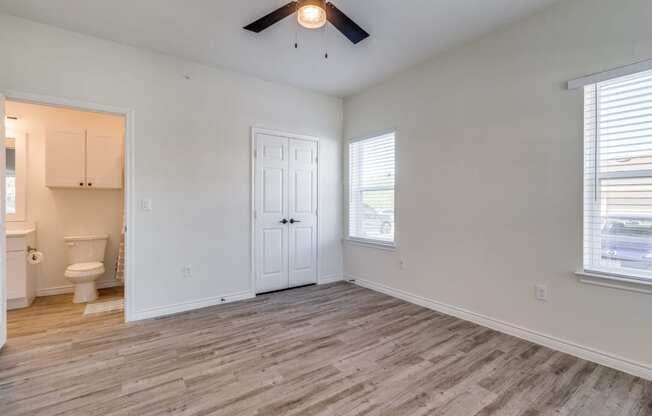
[
  {"left": 348, "top": 132, "right": 395, "bottom": 245},
  {"left": 583, "top": 68, "right": 652, "bottom": 282},
  {"left": 5, "top": 134, "right": 26, "bottom": 222},
  {"left": 6, "top": 143, "right": 16, "bottom": 214}
]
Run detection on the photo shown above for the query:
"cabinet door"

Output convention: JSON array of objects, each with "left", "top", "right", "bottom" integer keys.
[
  {"left": 6, "top": 251, "right": 26, "bottom": 301},
  {"left": 46, "top": 130, "right": 86, "bottom": 188},
  {"left": 86, "top": 131, "right": 123, "bottom": 189}
]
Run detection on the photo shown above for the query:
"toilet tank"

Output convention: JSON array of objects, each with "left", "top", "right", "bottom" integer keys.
[{"left": 64, "top": 235, "right": 109, "bottom": 265}]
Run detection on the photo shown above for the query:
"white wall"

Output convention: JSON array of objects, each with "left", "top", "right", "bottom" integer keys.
[
  {"left": 0, "top": 13, "right": 343, "bottom": 318},
  {"left": 343, "top": 0, "right": 652, "bottom": 373},
  {"left": 5, "top": 101, "right": 124, "bottom": 293}
]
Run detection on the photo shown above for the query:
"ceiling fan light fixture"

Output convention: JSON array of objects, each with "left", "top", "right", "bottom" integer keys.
[
  {"left": 243, "top": 1, "right": 369, "bottom": 45},
  {"left": 297, "top": 0, "right": 327, "bottom": 29}
]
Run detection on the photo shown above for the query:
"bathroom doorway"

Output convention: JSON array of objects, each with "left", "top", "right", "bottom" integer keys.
[{"left": 1, "top": 93, "right": 134, "bottom": 345}]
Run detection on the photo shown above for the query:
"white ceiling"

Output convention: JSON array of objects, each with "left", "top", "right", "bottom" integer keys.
[{"left": 0, "top": 0, "right": 560, "bottom": 97}]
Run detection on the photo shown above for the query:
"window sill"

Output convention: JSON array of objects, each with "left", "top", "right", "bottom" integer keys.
[
  {"left": 575, "top": 270, "right": 652, "bottom": 295},
  {"left": 343, "top": 238, "right": 397, "bottom": 252}
]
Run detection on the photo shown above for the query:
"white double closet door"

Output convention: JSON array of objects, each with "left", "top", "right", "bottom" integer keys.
[{"left": 254, "top": 132, "right": 318, "bottom": 294}]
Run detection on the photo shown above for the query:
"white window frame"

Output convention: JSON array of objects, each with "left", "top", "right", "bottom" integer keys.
[
  {"left": 345, "top": 130, "right": 397, "bottom": 250},
  {"left": 570, "top": 60, "right": 652, "bottom": 293},
  {"left": 5, "top": 130, "right": 27, "bottom": 222}
]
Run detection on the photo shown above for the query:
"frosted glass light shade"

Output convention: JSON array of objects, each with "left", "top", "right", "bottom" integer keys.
[{"left": 297, "top": 2, "right": 327, "bottom": 29}]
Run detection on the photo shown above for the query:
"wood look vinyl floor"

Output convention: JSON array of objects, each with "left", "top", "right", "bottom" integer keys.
[{"left": 1, "top": 283, "right": 650, "bottom": 415}]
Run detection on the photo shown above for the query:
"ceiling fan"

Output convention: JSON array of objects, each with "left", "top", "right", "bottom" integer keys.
[{"left": 244, "top": 0, "right": 370, "bottom": 45}]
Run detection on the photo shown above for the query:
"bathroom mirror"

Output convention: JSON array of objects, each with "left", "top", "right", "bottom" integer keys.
[{"left": 5, "top": 133, "right": 26, "bottom": 221}]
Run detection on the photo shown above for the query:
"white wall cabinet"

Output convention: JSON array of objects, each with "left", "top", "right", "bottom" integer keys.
[{"left": 46, "top": 129, "right": 122, "bottom": 189}]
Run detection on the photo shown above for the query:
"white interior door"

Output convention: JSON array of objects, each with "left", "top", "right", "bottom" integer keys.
[
  {"left": 254, "top": 131, "right": 318, "bottom": 294},
  {"left": 254, "top": 134, "right": 289, "bottom": 293},
  {"left": 288, "top": 139, "right": 318, "bottom": 287},
  {"left": 1, "top": 94, "right": 6, "bottom": 349}
]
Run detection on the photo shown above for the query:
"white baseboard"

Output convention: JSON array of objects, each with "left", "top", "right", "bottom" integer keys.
[
  {"left": 36, "top": 280, "right": 124, "bottom": 297},
  {"left": 318, "top": 274, "right": 344, "bottom": 285},
  {"left": 98, "top": 280, "right": 123, "bottom": 289},
  {"left": 347, "top": 274, "right": 652, "bottom": 381},
  {"left": 130, "top": 290, "right": 255, "bottom": 321},
  {"left": 7, "top": 296, "right": 33, "bottom": 310}
]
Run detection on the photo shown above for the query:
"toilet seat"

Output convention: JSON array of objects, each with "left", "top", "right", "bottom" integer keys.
[{"left": 65, "top": 262, "right": 105, "bottom": 278}]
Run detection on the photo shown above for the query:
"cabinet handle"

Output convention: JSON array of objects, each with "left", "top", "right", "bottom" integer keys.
[
  {"left": 88, "top": 182, "right": 93, "bottom": 187},
  {"left": 79, "top": 182, "right": 84, "bottom": 187}
]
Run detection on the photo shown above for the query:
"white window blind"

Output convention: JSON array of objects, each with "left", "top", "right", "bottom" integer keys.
[
  {"left": 349, "top": 133, "right": 396, "bottom": 244},
  {"left": 584, "top": 68, "right": 652, "bottom": 281}
]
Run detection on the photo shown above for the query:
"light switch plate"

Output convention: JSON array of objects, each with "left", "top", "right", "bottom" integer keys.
[
  {"left": 535, "top": 284, "right": 549, "bottom": 302},
  {"left": 183, "top": 264, "right": 192, "bottom": 279}
]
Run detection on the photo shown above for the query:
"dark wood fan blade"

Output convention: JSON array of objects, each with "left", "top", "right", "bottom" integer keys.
[
  {"left": 244, "top": 2, "right": 298, "bottom": 33},
  {"left": 326, "top": 2, "right": 369, "bottom": 44}
]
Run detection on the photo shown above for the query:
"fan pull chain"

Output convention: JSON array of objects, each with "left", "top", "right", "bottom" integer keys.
[
  {"left": 294, "top": 18, "right": 299, "bottom": 49},
  {"left": 323, "top": 23, "right": 329, "bottom": 59}
]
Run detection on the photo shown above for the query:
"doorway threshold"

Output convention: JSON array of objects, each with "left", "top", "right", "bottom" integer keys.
[{"left": 257, "top": 284, "right": 317, "bottom": 296}]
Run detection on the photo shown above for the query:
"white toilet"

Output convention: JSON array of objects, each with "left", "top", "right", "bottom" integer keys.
[{"left": 64, "top": 234, "right": 109, "bottom": 303}]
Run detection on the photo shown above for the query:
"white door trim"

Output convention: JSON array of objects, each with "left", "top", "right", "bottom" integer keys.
[
  {"left": 250, "top": 127, "right": 319, "bottom": 295},
  {"left": 0, "top": 93, "right": 6, "bottom": 349},
  {"left": 1, "top": 90, "right": 136, "bottom": 323}
]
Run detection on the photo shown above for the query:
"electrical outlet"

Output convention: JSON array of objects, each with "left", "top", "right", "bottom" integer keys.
[
  {"left": 183, "top": 264, "right": 192, "bottom": 279},
  {"left": 399, "top": 258, "right": 406, "bottom": 270},
  {"left": 535, "top": 284, "right": 548, "bottom": 302},
  {"left": 141, "top": 198, "right": 153, "bottom": 211}
]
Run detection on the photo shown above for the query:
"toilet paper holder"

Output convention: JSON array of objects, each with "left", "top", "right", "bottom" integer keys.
[{"left": 27, "top": 246, "right": 44, "bottom": 265}]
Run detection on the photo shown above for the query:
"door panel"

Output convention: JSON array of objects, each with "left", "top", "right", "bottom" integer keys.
[
  {"left": 263, "top": 168, "right": 284, "bottom": 214},
  {"left": 255, "top": 134, "right": 289, "bottom": 294},
  {"left": 262, "top": 228, "right": 284, "bottom": 274},
  {"left": 294, "top": 170, "right": 313, "bottom": 213},
  {"left": 293, "top": 226, "right": 314, "bottom": 271},
  {"left": 288, "top": 139, "right": 318, "bottom": 287}
]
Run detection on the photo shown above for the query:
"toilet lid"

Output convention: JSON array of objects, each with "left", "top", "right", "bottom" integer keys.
[{"left": 67, "top": 262, "right": 104, "bottom": 272}]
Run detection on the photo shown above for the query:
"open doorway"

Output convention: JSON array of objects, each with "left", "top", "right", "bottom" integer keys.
[{"left": 3, "top": 98, "right": 128, "bottom": 341}]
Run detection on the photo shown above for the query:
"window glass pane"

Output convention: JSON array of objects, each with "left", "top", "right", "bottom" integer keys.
[
  {"left": 6, "top": 147, "right": 16, "bottom": 215},
  {"left": 349, "top": 133, "right": 395, "bottom": 243},
  {"left": 599, "top": 177, "right": 652, "bottom": 273}
]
